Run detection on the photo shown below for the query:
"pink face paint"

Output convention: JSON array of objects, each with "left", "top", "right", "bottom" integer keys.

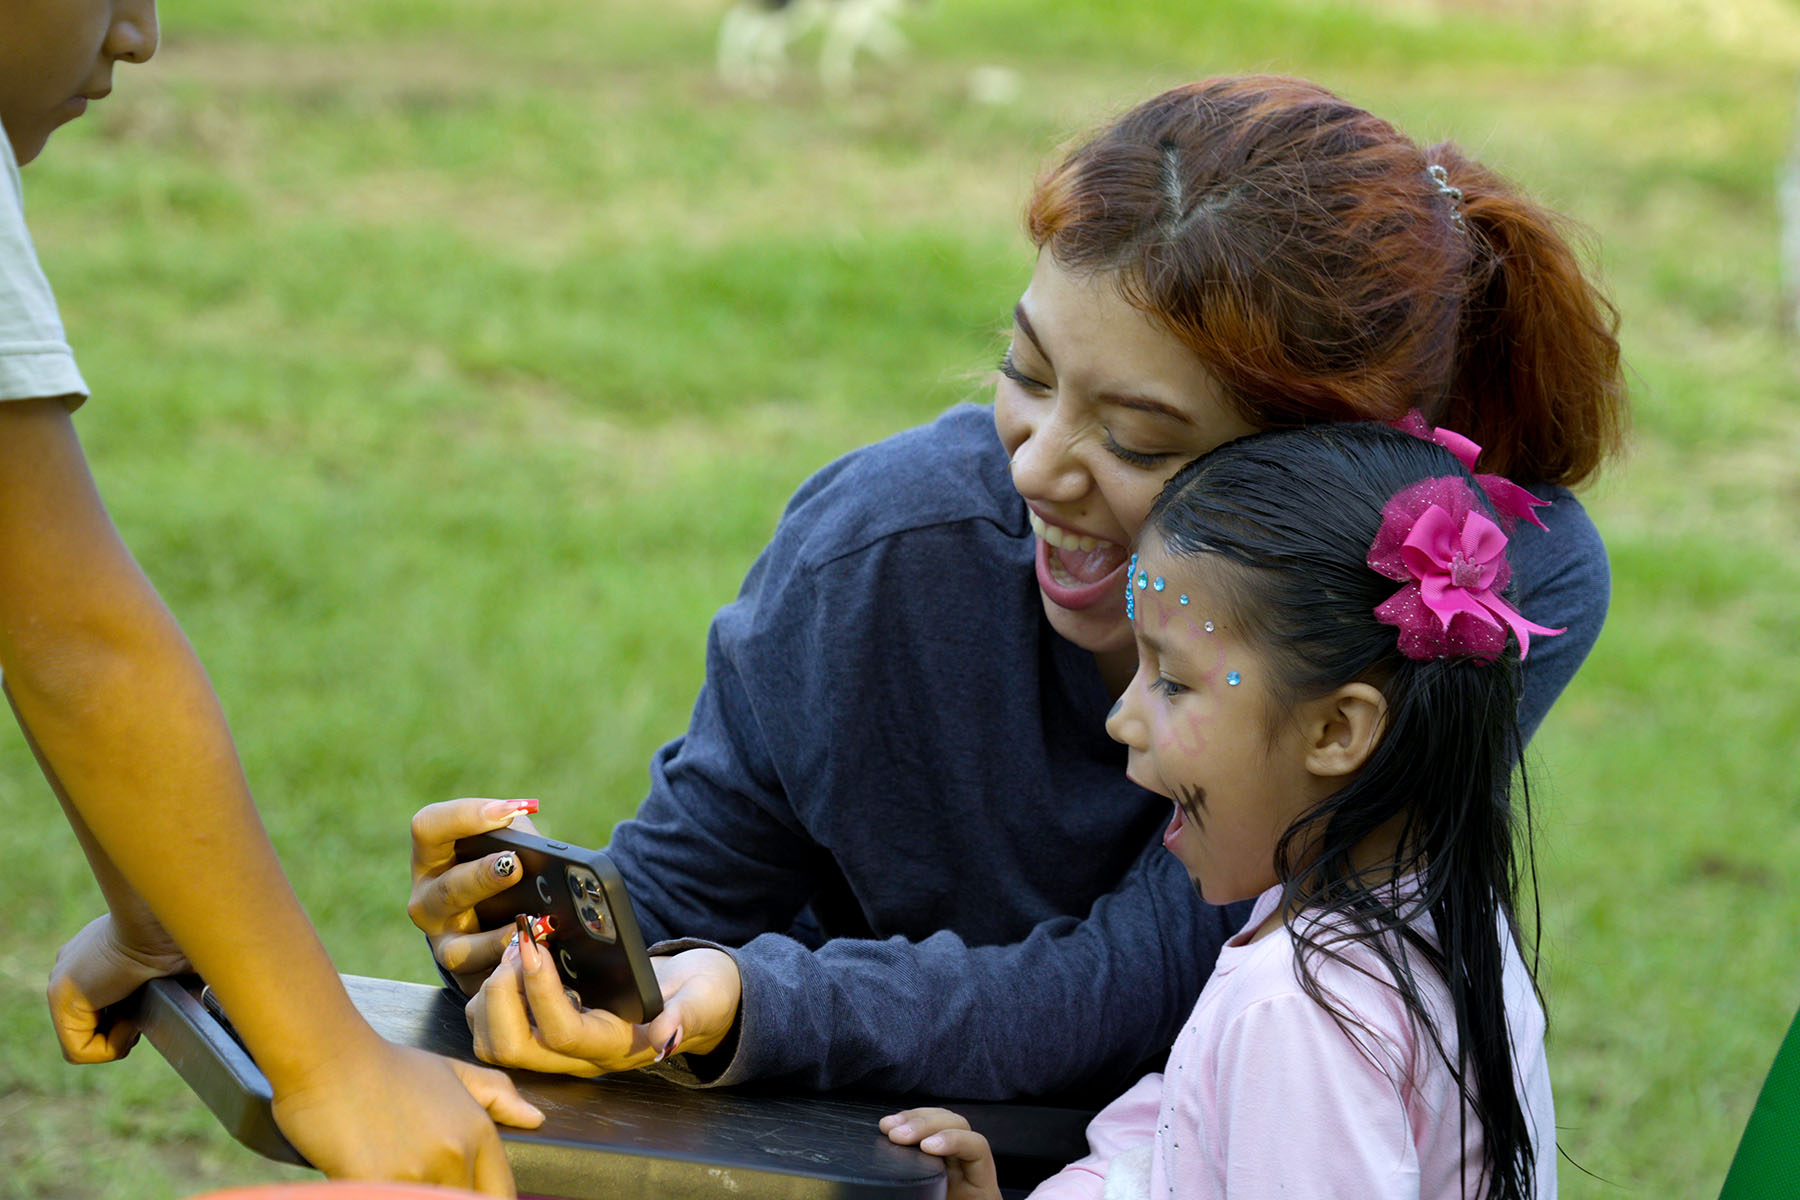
[{"left": 1165, "top": 701, "right": 1211, "bottom": 758}]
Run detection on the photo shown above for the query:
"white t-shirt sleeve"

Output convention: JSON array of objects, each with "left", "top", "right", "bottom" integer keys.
[{"left": 1, "top": 126, "right": 88, "bottom": 406}]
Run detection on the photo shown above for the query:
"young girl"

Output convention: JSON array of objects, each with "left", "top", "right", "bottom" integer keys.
[
  {"left": 883, "top": 420, "right": 1558, "bottom": 1199},
  {"left": 2, "top": 0, "right": 540, "bottom": 1188}
]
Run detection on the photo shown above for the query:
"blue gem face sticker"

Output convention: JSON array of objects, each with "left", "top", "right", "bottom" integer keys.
[
  {"left": 1203, "top": 621, "right": 1215, "bottom": 633},
  {"left": 1226, "top": 671, "right": 1241, "bottom": 687},
  {"left": 1136, "top": 571, "right": 1149, "bottom": 590},
  {"left": 1124, "top": 553, "right": 1138, "bottom": 619},
  {"left": 1178, "top": 594, "right": 1190, "bottom": 606},
  {"left": 1152, "top": 577, "right": 1166, "bottom": 592}
]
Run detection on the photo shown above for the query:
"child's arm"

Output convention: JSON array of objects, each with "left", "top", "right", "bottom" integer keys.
[
  {"left": 880, "top": 1108, "right": 1001, "bottom": 1200},
  {"left": 0, "top": 397, "right": 543, "bottom": 1189}
]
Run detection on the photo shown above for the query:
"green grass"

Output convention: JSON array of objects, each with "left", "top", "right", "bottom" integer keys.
[{"left": 3, "top": 0, "right": 1798, "bottom": 1195}]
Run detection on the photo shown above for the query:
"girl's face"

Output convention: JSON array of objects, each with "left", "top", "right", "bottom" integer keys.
[
  {"left": 994, "top": 255, "right": 1258, "bottom": 671},
  {"left": 1104, "top": 536, "right": 1317, "bottom": 907},
  {"left": 0, "top": 0, "right": 157, "bottom": 165}
]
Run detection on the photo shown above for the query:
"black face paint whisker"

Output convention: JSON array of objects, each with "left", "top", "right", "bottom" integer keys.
[{"left": 1174, "top": 782, "right": 1207, "bottom": 831}]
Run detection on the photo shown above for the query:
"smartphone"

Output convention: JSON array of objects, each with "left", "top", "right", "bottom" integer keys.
[{"left": 453, "top": 827, "right": 663, "bottom": 1024}]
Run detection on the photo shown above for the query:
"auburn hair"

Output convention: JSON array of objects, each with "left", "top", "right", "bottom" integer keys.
[{"left": 1026, "top": 75, "right": 1626, "bottom": 486}]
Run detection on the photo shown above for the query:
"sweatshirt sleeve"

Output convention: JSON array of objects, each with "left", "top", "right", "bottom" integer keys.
[
  {"left": 1509, "top": 486, "right": 1609, "bottom": 744},
  {"left": 654, "top": 843, "right": 1247, "bottom": 1099}
]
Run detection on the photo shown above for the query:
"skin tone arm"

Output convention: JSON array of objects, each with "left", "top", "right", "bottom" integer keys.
[{"left": 1, "top": 398, "right": 543, "bottom": 1191}]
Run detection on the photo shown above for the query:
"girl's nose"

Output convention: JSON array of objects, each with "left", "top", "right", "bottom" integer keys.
[
  {"left": 108, "top": 0, "right": 160, "bottom": 64},
  {"left": 1105, "top": 686, "right": 1146, "bottom": 751}
]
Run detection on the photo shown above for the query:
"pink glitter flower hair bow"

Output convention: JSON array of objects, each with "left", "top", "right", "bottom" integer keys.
[
  {"left": 1389, "top": 410, "right": 1551, "bottom": 532},
  {"left": 1367, "top": 476, "right": 1565, "bottom": 663}
]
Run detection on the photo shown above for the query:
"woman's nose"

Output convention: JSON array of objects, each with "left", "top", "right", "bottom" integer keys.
[
  {"left": 1008, "top": 410, "right": 1087, "bottom": 503},
  {"left": 108, "top": 0, "right": 160, "bottom": 64}
]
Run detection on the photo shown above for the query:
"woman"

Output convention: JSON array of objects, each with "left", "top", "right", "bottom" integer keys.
[{"left": 408, "top": 74, "right": 1624, "bottom": 1103}]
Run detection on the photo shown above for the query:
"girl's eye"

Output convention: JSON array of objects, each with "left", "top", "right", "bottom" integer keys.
[
  {"left": 997, "top": 352, "right": 1049, "bottom": 392},
  {"left": 1102, "top": 430, "right": 1169, "bottom": 469},
  {"left": 1150, "top": 675, "right": 1188, "bottom": 699}
]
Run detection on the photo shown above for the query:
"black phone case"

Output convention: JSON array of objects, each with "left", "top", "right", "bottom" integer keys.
[{"left": 453, "top": 827, "right": 663, "bottom": 1023}]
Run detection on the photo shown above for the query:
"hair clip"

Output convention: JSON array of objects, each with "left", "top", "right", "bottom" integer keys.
[{"left": 1425, "top": 164, "right": 1465, "bottom": 228}]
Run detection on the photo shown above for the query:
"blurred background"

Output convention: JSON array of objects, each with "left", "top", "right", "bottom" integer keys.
[{"left": 2, "top": 0, "right": 1797, "bottom": 1195}]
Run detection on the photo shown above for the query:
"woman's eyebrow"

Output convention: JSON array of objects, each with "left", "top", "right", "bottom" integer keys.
[
  {"left": 1013, "top": 302, "right": 1194, "bottom": 426},
  {"left": 1101, "top": 391, "right": 1195, "bottom": 424},
  {"left": 1013, "top": 303, "right": 1047, "bottom": 359}
]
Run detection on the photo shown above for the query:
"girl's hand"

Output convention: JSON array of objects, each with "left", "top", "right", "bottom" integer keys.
[
  {"left": 466, "top": 940, "right": 740, "bottom": 1077},
  {"left": 46, "top": 912, "right": 191, "bottom": 1063},
  {"left": 271, "top": 1037, "right": 543, "bottom": 1195},
  {"left": 879, "top": 1108, "right": 1001, "bottom": 1200},
  {"left": 408, "top": 797, "right": 542, "bottom": 993}
]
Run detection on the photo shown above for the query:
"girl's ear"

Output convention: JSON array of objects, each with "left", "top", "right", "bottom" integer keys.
[{"left": 1298, "top": 683, "right": 1387, "bottom": 779}]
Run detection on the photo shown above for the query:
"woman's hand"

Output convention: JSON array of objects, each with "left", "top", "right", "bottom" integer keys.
[
  {"left": 408, "top": 797, "right": 542, "bottom": 993},
  {"left": 271, "top": 1037, "right": 544, "bottom": 1195},
  {"left": 879, "top": 1108, "right": 1001, "bottom": 1200},
  {"left": 467, "top": 939, "right": 741, "bottom": 1077},
  {"left": 46, "top": 912, "right": 190, "bottom": 1063}
]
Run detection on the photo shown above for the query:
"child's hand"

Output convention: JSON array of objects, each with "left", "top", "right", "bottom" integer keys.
[
  {"left": 271, "top": 1038, "right": 543, "bottom": 1195},
  {"left": 46, "top": 912, "right": 190, "bottom": 1063},
  {"left": 408, "top": 796, "right": 542, "bottom": 993},
  {"left": 880, "top": 1108, "right": 1001, "bottom": 1200}
]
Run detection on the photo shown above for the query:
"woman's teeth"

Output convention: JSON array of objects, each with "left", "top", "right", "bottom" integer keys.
[{"left": 1028, "top": 510, "right": 1107, "bottom": 552}]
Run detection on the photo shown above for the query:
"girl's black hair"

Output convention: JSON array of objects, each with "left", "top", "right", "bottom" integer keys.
[{"left": 1148, "top": 422, "right": 1541, "bottom": 1200}]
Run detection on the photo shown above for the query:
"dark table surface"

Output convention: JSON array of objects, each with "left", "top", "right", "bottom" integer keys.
[{"left": 126, "top": 975, "right": 1094, "bottom": 1200}]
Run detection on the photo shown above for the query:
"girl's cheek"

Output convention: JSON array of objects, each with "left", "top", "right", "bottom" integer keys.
[{"left": 1159, "top": 703, "right": 1210, "bottom": 759}]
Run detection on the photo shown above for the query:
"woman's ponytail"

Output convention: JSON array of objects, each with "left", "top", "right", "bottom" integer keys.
[{"left": 1432, "top": 143, "right": 1628, "bottom": 485}]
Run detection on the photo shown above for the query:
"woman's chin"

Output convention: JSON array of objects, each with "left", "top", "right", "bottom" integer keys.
[{"left": 1040, "top": 591, "right": 1133, "bottom": 657}]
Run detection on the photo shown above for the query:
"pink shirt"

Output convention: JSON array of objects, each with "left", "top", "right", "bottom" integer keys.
[{"left": 1030, "top": 885, "right": 1555, "bottom": 1199}]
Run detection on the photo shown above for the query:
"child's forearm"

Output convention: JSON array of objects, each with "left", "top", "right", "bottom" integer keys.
[
  {"left": 0, "top": 400, "right": 382, "bottom": 1091},
  {"left": 6, "top": 586, "right": 391, "bottom": 1089}
]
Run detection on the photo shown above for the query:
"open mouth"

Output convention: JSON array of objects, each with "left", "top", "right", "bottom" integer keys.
[{"left": 1028, "top": 510, "right": 1130, "bottom": 611}]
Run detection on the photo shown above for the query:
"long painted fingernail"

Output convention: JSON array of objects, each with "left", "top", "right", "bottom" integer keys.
[
  {"left": 493, "top": 852, "right": 518, "bottom": 878},
  {"left": 481, "top": 798, "right": 540, "bottom": 823},
  {"left": 513, "top": 915, "right": 541, "bottom": 968},
  {"left": 527, "top": 914, "right": 556, "bottom": 943},
  {"left": 655, "top": 1026, "right": 684, "bottom": 1063}
]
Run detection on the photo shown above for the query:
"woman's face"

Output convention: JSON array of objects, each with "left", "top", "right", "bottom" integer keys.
[{"left": 994, "top": 256, "right": 1258, "bottom": 664}]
